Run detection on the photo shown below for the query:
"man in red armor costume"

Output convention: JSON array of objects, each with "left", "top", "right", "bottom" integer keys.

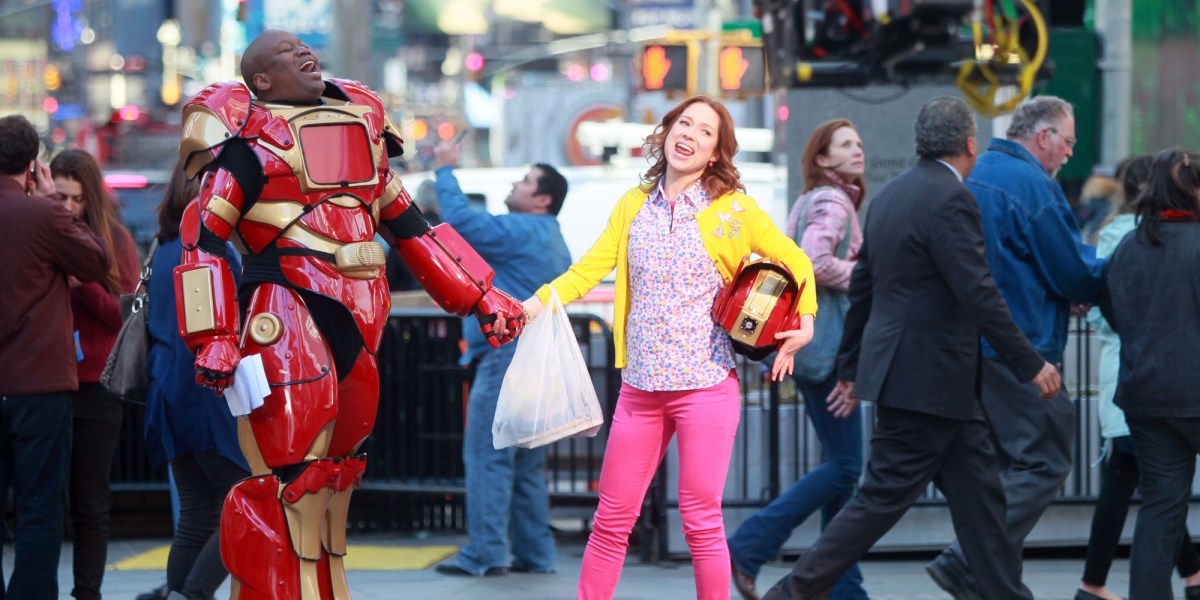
[{"left": 172, "top": 30, "right": 525, "bottom": 599}]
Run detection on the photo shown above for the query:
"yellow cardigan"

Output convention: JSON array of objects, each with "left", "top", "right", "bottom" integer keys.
[{"left": 536, "top": 186, "right": 818, "bottom": 368}]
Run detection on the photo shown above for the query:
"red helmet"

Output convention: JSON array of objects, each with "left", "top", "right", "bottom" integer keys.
[{"left": 712, "top": 257, "right": 805, "bottom": 361}]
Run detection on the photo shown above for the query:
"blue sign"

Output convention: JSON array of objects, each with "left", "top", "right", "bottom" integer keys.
[
  {"left": 55, "top": 103, "right": 85, "bottom": 120},
  {"left": 264, "top": 0, "right": 332, "bottom": 50},
  {"left": 628, "top": 0, "right": 697, "bottom": 29},
  {"left": 114, "top": 0, "right": 166, "bottom": 58}
]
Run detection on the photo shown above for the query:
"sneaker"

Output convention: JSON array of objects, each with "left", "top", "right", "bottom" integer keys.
[{"left": 434, "top": 562, "right": 508, "bottom": 577}]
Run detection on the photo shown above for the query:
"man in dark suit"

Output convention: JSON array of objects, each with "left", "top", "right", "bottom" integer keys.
[{"left": 760, "top": 97, "right": 1061, "bottom": 600}]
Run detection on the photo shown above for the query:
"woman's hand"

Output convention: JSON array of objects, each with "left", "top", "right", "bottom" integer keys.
[
  {"left": 769, "top": 313, "right": 815, "bottom": 381},
  {"left": 495, "top": 295, "right": 545, "bottom": 339}
]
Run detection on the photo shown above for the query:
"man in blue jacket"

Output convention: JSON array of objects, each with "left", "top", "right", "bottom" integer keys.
[
  {"left": 927, "top": 96, "right": 1105, "bottom": 599},
  {"left": 431, "top": 140, "right": 572, "bottom": 577}
]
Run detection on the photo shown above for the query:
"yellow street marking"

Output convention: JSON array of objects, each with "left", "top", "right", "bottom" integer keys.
[{"left": 109, "top": 545, "right": 459, "bottom": 571}]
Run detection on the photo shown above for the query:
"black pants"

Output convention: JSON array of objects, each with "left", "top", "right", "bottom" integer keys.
[
  {"left": 762, "top": 405, "right": 1031, "bottom": 600},
  {"left": 1126, "top": 417, "right": 1200, "bottom": 600},
  {"left": 1082, "top": 435, "right": 1200, "bottom": 586},
  {"left": 167, "top": 451, "right": 249, "bottom": 599},
  {"left": 0, "top": 391, "right": 71, "bottom": 600},
  {"left": 69, "top": 383, "right": 124, "bottom": 600}
]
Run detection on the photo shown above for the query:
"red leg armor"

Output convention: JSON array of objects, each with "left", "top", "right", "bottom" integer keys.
[{"left": 221, "top": 475, "right": 303, "bottom": 600}]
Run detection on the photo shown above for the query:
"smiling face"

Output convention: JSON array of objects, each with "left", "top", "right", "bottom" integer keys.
[
  {"left": 246, "top": 30, "right": 325, "bottom": 103},
  {"left": 52, "top": 176, "right": 85, "bottom": 219},
  {"left": 817, "top": 126, "right": 865, "bottom": 180},
  {"left": 664, "top": 102, "right": 721, "bottom": 180}
]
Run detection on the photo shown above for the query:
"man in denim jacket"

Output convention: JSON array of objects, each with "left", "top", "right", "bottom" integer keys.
[
  {"left": 430, "top": 140, "right": 572, "bottom": 577},
  {"left": 927, "top": 96, "right": 1105, "bottom": 599}
]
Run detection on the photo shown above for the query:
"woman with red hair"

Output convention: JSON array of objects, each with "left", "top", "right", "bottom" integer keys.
[
  {"left": 516, "top": 96, "right": 818, "bottom": 599},
  {"left": 727, "top": 119, "right": 869, "bottom": 600}
]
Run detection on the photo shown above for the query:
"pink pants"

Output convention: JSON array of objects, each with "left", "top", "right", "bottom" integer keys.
[{"left": 578, "top": 372, "right": 741, "bottom": 600}]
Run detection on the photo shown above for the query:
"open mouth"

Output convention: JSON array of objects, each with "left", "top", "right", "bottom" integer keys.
[
  {"left": 300, "top": 60, "right": 318, "bottom": 74},
  {"left": 674, "top": 142, "right": 694, "bottom": 157}
]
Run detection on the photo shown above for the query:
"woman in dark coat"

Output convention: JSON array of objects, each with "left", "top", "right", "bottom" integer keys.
[
  {"left": 143, "top": 164, "right": 250, "bottom": 600},
  {"left": 1100, "top": 148, "right": 1200, "bottom": 600}
]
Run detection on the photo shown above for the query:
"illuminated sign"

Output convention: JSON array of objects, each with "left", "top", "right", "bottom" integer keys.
[
  {"left": 641, "top": 44, "right": 692, "bottom": 93},
  {"left": 719, "top": 45, "right": 765, "bottom": 92}
]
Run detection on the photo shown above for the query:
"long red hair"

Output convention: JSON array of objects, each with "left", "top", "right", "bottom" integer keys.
[
  {"left": 801, "top": 119, "right": 867, "bottom": 206},
  {"left": 640, "top": 96, "right": 744, "bottom": 200}
]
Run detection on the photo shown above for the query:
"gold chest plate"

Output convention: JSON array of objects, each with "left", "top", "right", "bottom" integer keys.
[{"left": 256, "top": 101, "right": 384, "bottom": 194}]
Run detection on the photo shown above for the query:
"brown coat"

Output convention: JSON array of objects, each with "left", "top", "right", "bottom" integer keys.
[{"left": 0, "top": 176, "right": 110, "bottom": 396}]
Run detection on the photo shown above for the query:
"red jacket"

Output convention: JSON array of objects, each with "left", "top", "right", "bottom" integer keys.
[
  {"left": 0, "top": 177, "right": 110, "bottom": 396},
  {"left": 71, "top": 225, "right": 139, "bottom": 382}
]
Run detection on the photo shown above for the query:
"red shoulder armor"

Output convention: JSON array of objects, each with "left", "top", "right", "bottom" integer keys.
[
  {"left": 326, "top": 78, "right": 404, "bottom": 158},
  {"left": 180, "top": 82, "right": 253, "bottom": 178}
]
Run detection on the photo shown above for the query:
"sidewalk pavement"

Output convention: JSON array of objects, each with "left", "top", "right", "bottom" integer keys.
[{"left": 24, "top": 533, "right": 1173, "bottom": 599}]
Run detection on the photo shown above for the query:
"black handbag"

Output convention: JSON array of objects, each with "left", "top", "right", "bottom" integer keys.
[{"left": 101, "top": 239, "right": 158, "bottom": 403}]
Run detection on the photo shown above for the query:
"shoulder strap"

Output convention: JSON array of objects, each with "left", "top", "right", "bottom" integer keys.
[
  {"left": 794, "top": 187, "right": 853, "bottom": 260},
  {"left": 135, "top": 238, "right": 159, "bottom": 293}
]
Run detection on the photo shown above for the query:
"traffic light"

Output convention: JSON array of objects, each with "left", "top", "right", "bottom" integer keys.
[
  {"left": 718, "top": 44, "right": 766, "bottom": 93},
  {"left": 640, "top": 43, "right": 694, "bottom": 95}
]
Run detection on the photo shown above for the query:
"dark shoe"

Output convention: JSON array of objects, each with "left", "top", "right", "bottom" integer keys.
[
  {"left": 1074, "top": 591, "right": 1106, "bottom": 600},
  {"left": 509, "top": 563, "right": 555, "bottom": 574},
  {"left": 435, "top": 562, "right": 508, "bottom": 577},
  {"left": 135, "top": 584, "right": 168, "bottom": 600},
  {"left": 1186, "top": 584, "right": 1200, "bottom": 600},
  {"left": 925, "top": 552, "right": 982, "bottom": 600},
  {"left": 731, "top": 557, "right": 759, "bottom": 600}
]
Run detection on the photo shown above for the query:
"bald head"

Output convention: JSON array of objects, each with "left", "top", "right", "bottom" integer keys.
[
  {"left": 240, "top": 30, "right": 285, "bottom": 96},
  {"left": 239, "top": 29, "right": 325, "bottom": 103}
]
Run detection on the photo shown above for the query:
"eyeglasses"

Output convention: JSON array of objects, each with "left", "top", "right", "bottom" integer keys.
[{"left": 1046, "top": 127, "right": 1076, "bottom": 150}]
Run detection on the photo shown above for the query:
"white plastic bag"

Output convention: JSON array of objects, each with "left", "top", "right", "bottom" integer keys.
[{"left": 493, "top": 288, "right": 604, "bottom": 449}]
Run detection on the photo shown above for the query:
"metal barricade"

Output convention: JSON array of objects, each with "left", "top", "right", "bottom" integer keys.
[
  {"left": 111, "top": 309, "right": 620, "bottom": 535},
  {"left": 350, "top": 308, "right": 619, "bottom": 532},
  {"left": 114, "top": 311, "right": 1150, "bottom": 557},
  {"left": 645, "top": 315, "right": 1129, "bottom": 559}
]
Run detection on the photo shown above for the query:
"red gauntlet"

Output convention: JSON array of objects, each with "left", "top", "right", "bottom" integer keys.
[
  {"left": 194, "top": 335, "right": 241, "bottom": 391},
  {"left": 473, "top": 288, "right": 525, "bottom": 348}
]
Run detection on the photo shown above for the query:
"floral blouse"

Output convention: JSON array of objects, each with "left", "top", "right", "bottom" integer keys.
[{"left": 622, "top": 180, "right": 735, "bottom": 391}]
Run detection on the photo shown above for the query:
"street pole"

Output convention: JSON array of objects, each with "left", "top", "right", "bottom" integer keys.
[
  {"left": 700, "top": 0, "right": 731, "bottom": 96},
  {"left": 1096, "top": 0, "right": 1131, "bottom": 170},
  {"left": 333, "top": 0, "right": 373, "bottom": 83}
]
